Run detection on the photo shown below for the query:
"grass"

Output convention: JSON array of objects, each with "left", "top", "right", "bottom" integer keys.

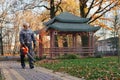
[
  {"left": 0, "top": 75, "right": 3, "bottom": 80},
  {"left": 35, "top": 56, "right": 120, "bottom": 80},
  {"left": 0, "top": 69, "right": 4, "bottom": 80}
]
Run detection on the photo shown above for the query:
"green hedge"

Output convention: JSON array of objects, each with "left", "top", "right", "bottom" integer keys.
[{"left": 58, "top": 54, "right": 79, "bottom": 59}]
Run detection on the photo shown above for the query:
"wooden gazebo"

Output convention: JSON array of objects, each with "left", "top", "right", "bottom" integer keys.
[{"left": 40, "top": 12, "right": 100, "bottom": 58}]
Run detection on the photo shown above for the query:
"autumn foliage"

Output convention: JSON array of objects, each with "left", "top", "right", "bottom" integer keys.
[{"left": 0, "top": 0, "right": 120, "bottom": 54}]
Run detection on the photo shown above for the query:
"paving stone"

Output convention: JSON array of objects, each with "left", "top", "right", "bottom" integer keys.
[{"left": 0, "top": 61, "right": 82, "bottom": 80}]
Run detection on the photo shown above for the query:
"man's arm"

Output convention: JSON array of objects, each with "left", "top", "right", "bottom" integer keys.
[{"left": 19, "top": 31, "right": 25, "bottom": 45}]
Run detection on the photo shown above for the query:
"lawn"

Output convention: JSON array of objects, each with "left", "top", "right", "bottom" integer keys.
[{"left": 35, "top": 56, "right": 120, "bottom": 80}]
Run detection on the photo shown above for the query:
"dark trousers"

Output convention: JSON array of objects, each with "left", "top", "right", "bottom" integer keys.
[
  {"left": 20, "top": 54, "right": 25, "bottom": 67},
  {"left": 20, "top": 43, "right": 34, "bottom": 68}
]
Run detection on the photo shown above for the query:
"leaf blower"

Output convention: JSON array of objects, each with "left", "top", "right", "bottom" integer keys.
[{"left": 21, "top": 46, "right": 36, "bottom": 62}]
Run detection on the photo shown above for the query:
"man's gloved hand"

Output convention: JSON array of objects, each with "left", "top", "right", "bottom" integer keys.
[
  {"left": 21, "top": 43, "right": 26, "bottom": 47},
  {"left": 21, "top": 42, "right": 26, "bottom": 47}
]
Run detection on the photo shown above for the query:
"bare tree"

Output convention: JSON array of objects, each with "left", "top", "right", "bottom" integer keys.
[{"left": 111, "top": 10, "right": 120, "bottom": 61}]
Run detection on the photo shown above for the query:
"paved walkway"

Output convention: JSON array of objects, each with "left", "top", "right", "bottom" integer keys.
[{"left": 0, "top": 61, "right": 82, "bottom": 80}]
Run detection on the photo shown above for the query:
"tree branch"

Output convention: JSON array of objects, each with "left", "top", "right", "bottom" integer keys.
[
  {"left": 59, "top": 6, "right": 63, "bottom": 12},
  {"left": 89, "top": 2, "right": 118, "bottom": 23},
  {"left": 55, "top": 0, "right": 62, "bottom": 14},
  {"left": 24, "top": 5, "right": 51, "bottom": 10},
  {"left": 85, "top": 0, "right": 95, "bottom": 17},
  {"left": 96, "top": 2, "right": 113, "bottom": 13},
  {"left": 89, "top": 0, "right": 104, "bottom": 20}
]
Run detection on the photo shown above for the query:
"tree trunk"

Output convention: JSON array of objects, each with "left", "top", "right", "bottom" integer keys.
[{"left": 50, "top": 0, "right": 55, "bottom": 18}]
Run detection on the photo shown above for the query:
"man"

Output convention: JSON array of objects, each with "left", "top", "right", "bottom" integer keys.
[{"left": 19, "top": 23, "right": 36, "bottom": 69}]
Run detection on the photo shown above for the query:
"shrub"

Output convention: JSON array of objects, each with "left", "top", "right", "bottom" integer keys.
[
  {"left": 58, "top": 54, "right": 79, "bottom": 59},
  {"left": 94, "top": 52, "right": 103, "bottom": 58},
  {"left": 35, "top": 55, "right": 46, "bottom": 60}
]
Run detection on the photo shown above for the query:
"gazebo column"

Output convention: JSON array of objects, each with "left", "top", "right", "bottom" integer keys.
[
  {"left": 75, "top": 34, "right": 77, "bottom": 48},
  {"left": 72, "top": 34, "right": 75, "bottom": 48},
  {"left": 91, "top": 32, "right": 95, "bottom": 52},
  {"left": 50, "top": 30, "right": 55, "bottom": 58},
  {"left": 39, "top": 34, "right": 43, "bottom": 58},
  {"left": 88, "top": 32, "right": 92, "bottom": 55},
  {"left": 72, "top": 34, "right": 77, "bottom": 53},
  {"left": 88, "top": 32, "right": 94, "bottom": 55}
]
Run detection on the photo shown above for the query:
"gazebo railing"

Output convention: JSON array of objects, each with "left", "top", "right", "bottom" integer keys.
[{"left": 43, "top": 47, "right": 94, "bottom": 56}]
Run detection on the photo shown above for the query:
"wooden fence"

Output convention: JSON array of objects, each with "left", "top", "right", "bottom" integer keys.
[{"left": 42, "top": 47, "right": 95, "bottom": 56}]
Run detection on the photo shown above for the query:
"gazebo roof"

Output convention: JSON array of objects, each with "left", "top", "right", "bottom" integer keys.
[
  {"left": 44, "top": 12, "right": 100, "bottom": 32},
  {"left": 55, "top": 12, "right": 90, "bottom": 23}
]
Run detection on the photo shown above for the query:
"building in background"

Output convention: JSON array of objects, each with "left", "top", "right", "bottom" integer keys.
[{"left": 96, "top": 37, "right": 119, "bottom": 56}]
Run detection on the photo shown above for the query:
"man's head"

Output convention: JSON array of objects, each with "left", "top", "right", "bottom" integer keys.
[{"left": 23, "top": 23, "right": 29, "bottom": 30}]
